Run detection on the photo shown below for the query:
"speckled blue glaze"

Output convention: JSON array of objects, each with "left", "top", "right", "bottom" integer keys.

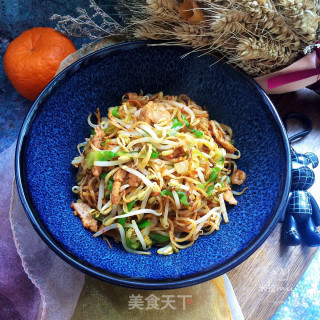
[{"left": 16, "top": 42, "right": 291, "bottom": 289}]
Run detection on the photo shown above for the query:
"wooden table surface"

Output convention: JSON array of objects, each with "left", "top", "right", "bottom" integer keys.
[{"left": 228, "top": 88, "right": 320, "bottom": 320}]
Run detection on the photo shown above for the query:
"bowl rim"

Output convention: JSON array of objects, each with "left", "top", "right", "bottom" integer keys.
[{"left": 15, "top": 40, "right": 292, "bottom": 289}]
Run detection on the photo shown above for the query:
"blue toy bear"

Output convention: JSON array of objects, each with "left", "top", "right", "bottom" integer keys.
[{"left": 282, "top": 149, "right": 320, "bottom": 246}]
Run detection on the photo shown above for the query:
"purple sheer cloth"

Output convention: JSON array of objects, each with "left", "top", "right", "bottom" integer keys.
[
  {"left": 0, "top": 142, "right": 85, "bottom": 320},
  {"left": 0, "top": 142, "right": 40, "bottom": 320}
]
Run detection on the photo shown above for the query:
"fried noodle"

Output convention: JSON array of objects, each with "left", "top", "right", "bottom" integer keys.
[{"left": 71, "top": 92, "right": 246, "bottom": 255}]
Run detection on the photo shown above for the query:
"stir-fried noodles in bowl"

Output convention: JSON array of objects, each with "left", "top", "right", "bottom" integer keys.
[
  {"left": 16, "top": 42, "right": 290, "bottom": 288},
  {"left": 71, "top": 92, "right": 247, "bottom": 255}
]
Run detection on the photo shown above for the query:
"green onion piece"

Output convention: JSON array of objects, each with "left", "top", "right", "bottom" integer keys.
[
  {"left": 100, "top": 172, "right": 107, "bottom": 179},
  {"left": 219, "top": 182, "right": 225, "bottom": 188},
  {"left": 107, "top": 179, "right": 113, "bottom": 192},
  {"left": 208, "top": 157, "right": 225, "bottom": 183},
  {"left": 150, "top": 147, "right": 159, "bottom": 159},
  {"left": 119, "top": 200, "right": 138, "bottom": 225},
  {"left": 86, "top": 151, "right": 118, "bottom": 169},
  {"left": 231, "top": 140, "right": 235, "bottom": 145},
  {"left": 92, "top": 213, "right": 104, "bottom": 222},
  {"left": 137, "top": 219, "right": 152, "bottom": 229},
  {"left": 170, "top": 128, "right": 181, "bottom": 136},
  {"left": 116, "top": 151, "right": 126, "bottom": 157},
  {"left": 198, "top": 158, "right": 225, "bottom": 188},
  {"left": 177, "top": 190, "right": 190, "bottom": 206},
  {"left": 118, "top": 209, "right": 126, "bottom": 226},
  {"left": 169, "top": 118, "right": 183, "bottom": 136},
  {"left": 193, "top": 149, "right": 207, "bottom": 160},
  {"left": 126, "top": 200, "right": 137, "bottom": 213},
  {"left": 117, "top": 150, "right": 140, "bottom": 158},
  {"left": 126, "top": 238, "right": 140, "bottom": 250},
  {"left": 100, "top": 141, "right": 106, "bottom": 146},
  {"left": 211, "top": 167, "right": 220, "bottom": 174},
  {"left": 206, "top": 185, "right": 215, "bottom": 195},
  {"left": 172, "top": 117, "right": 183, "bottom": 129},
  {"left": 208, "top": 171, "right": 218, "bottom": 183},
  {"left": 112, "top": 106, "right": 120, "bottom": 119},
  {"left": 105, "top": 151, "right": 118, "bottom": 160},
  {"left": 149, "top": 233, "right": 170, "bottom": 244},
  {"left": 181, "top": 114, "right": 190, "bottom": 128},
  {"left": 85, "top": 152, "right": 96, "bottom": 169},
  {"left": 191, "top": 129, "right": 204, "bottom": 138},
  {"left": 105, "top": 193, "right": 110, "bottom": 200},
  {"left": 91, "top": 128, "right": 95, "bottom": 136},
  {"left": 118, "top": 217, "right": 126, "bottom": 226},
  {"left": 160, "top": 189, "right": 173, "bottom": 197},
  {"left": 216, "top": 157, "right": 225, "bottom": 169},
  {"left": 198, "top": 172, "right": 218, "bottom": 189}
]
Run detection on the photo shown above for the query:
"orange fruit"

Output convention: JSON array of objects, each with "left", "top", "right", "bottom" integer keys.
[
  {"left": 178, "top": 0, "right": 204, "bottom": 24},
  {"left": 4, "top": 27, "right": 76, "bottom": 101}
]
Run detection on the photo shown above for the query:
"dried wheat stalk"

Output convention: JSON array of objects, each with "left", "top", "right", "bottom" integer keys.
[
  {"left": 276, "top": 0, "right": 320, "bottom": 41},
  {"left": 119, "top": 0, "right": 320, "bottom": 76},
  {"left": 52, "top": 0, "right": 320, "bottom": 76}
]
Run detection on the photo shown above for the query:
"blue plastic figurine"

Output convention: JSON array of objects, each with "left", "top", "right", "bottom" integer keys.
[
  {"left": 282, "top": 149, "right": 320, "bottom": 246},
  {"left": 281, "top": 113, "right": 320, "bottom": 246}
]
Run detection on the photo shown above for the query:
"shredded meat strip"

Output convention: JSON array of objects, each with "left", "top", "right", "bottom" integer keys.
[
  {"left": 111, "top": 168, "right": 127, "bottom": 205},
  {"left": 137, "top": 101, "right": 171, "bottom": 125},
  {"left": 92, "top": 166, "right": 103, "bottom": 177},
  {"left": 92, "top": 127, "right": 106, "bottom": 149},
  {"left": 71, "top": 202, "right": 98, "bottom": 232},
  {"left": 223, "top": 188, "right": 238, "bottom": 205},
  {"left": 128, "top": 172, "right": 141, "bottom": 188},
  {"left": 231, "top": 169, "right": 246, "bottom": 185},
  {"left": 204, "top": 162, "right": 210, "bottom": 180},
  {"left": 209, "top": 120, "right": 236, "bottom": 154}
]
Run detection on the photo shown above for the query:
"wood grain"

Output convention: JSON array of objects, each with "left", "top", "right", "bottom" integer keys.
[{"left": 228, "top": 88, "right": 320, "bottom": 320}]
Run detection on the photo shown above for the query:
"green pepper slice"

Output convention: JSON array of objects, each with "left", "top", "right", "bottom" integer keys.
[
  {"left": 177, "top": 190, "right": 190, "bottom": 206},
  {"left": 160, "top": 189, "right": 173, "bottom": 197},
  {"left": 137, "top": 219, "right": 152, "bottom": 229},
  {"left": 107, "top": 178, "right": 113, "bottom": 192},
  {"left": 191, "top": 129, "right": 204, "bottom": 138},
  {"left": 112, "top": 106, "right": 120, "bottom": 119},
  {"left": 150, "top": 147, "right": 159, "bottom": 159},
  {"left": 149, "top": 233, "right": 170, "bottom": 244},
  {"left": 181, "top": 114, "right": 190, "bottom": 128},
  {"left": 126, "top": 238, "right": 141, "bottom": 250}
]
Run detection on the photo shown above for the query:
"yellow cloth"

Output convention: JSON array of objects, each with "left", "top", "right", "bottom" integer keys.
[{"left": 72, "top": 276, "right": 232, "bottom": 320}]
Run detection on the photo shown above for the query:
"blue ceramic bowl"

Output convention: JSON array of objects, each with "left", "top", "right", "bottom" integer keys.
[{"left": 16, "top": 41, "right": 291, "bottom": 289}]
